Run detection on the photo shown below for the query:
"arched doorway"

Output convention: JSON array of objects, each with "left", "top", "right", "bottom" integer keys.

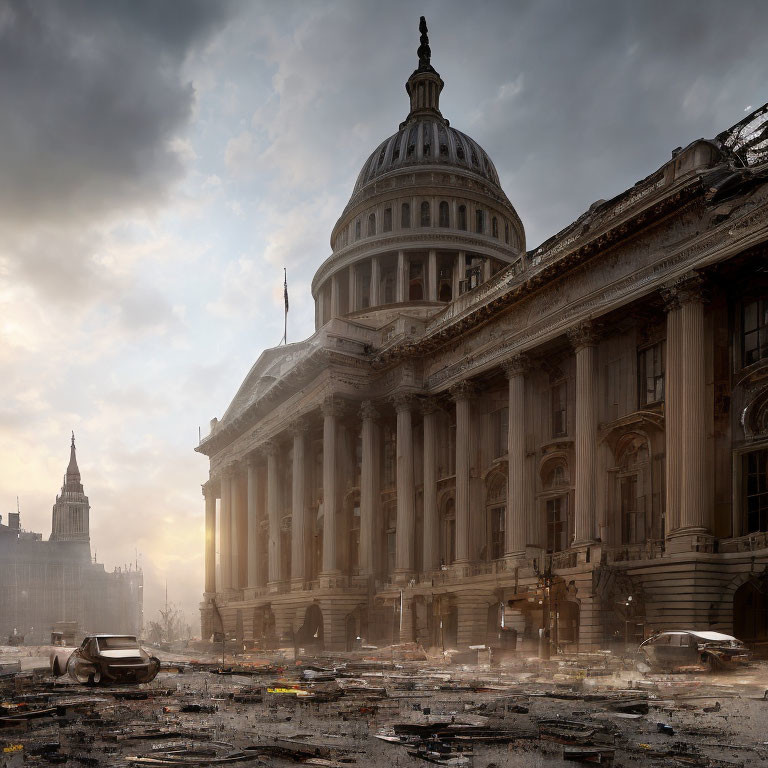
[
  {"left": 734, "top": 577, "right": 768, "bottom": 644},
  {"left": 296, "top": 603, "right": 324, "bottom": 650}
]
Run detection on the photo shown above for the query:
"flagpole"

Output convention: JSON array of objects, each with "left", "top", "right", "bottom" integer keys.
[{"left": 283, "top": 267, "right": 288, "bottom": 345}]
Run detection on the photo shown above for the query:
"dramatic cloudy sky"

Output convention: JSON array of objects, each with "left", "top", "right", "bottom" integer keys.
[{"left": 1, "top": 0, "right": 766, "bottom": 628}]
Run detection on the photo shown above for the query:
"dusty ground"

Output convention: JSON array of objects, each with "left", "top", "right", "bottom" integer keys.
[{"left": 1, "top": 644, "right": 768, "bottom": 767}]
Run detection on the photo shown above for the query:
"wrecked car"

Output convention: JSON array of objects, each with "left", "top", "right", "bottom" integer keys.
[
  {"left": 50, "top": 634, "right": 160, "bottom": 685},
  {"left": 637, "top": 630, "right": 751, "bottom": 672}
]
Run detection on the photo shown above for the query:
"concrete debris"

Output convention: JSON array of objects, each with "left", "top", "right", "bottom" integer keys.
[{"left": 1, "top": 644, "right": 768, "bottom": 766}]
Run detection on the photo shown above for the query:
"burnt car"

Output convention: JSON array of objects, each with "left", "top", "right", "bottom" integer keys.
[
  {"left": 50, "top": 634, "right": 160, "bottom": 685},
  {"left": 638, "top": 630, "right": 751, "bottom": 672}
]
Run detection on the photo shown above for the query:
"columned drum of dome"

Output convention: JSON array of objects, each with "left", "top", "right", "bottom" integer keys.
[{"left": 311, "top": 17, "right": 525, "bottom": 329}]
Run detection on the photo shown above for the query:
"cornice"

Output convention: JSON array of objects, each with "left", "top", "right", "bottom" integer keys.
[{"left": 376, "top": 168, "right": 754, "bottom": 369}]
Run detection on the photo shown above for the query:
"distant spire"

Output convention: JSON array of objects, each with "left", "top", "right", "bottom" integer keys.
[
  {"left": 417, "top": 16, "right": 431, "bottom": 69},
  {"left": 66, "top": 431, "right": 80, "bottom": 478}
]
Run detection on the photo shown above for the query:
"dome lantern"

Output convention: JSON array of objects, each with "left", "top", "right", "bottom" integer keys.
[{"left": 404, "top": 17, "right": 444, "bottom": 123}]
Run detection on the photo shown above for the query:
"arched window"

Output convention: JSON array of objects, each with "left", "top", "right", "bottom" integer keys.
[
  {"left": 475, "top": 209, "right": 485, "bottom": 234},
  {"left": 383, "top": 207, "right": 392, "bottom": 232},
  {"left": 355, "top": 219, "right": 361, "bottom": 240},
  {"left": 401, "top": 202, "right": 410, "bottom": 229},
  {"left": 439, "top": 201, "right": 449, "bottom": 227},
  {"left": 420, "top": 201, "right": 431, "bottom": 227},
  {"left": 422, "top": 123, "right": 431, "bottom": 157},
  {"left": 504, "top": 222, "right": 510, "bottom": 244},
  {"left": 492, "top": 216, "right": 499, "bottom": 238},
  {"left": 458, "top": 205, "right": 467, "bottom": 231},
  {"left": 541, "top": 458, "right": 571, "bottom": 553},
  {"left": 367, "top": 213, "right": 376, "bottom": 237}
]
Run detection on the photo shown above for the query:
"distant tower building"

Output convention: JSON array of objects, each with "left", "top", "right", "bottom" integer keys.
[{"left": 50, "top": 433, "right": 90, "bottom": 553}]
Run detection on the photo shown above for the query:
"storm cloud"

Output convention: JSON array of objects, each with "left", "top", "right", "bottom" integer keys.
[{"left": 0, "top": 0, "right": 231, "bottom": 225}]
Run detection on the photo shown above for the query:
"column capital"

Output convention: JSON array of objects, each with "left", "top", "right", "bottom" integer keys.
[
  {"left": 321, "top": 394, "right": 346, "bottom": 418},
  {"left": 202, "top": 480, "right": 215, "bottom": 498},
  {"left": 419, "top": 397, "right": 441, "bottom": 416},
  {"left": 391, "top": 391, "right": 417, "bottom": 413},
  {"left": 359, "top": 399, "right": 380, "bottom": 421},
  {"left": 246, "top": 449, "right": 262, "bottom": 468},
  {"left": 502, "top": 353, "right": 530, "bottom": 378},
  {"left": 289, "top": 417, "right": 310, "bottom": 437},
  {"left": 660, "top": 285, "right": 681, "bottom": 313},
  {"left": 675, "top": 273, "right": 708, "bottom": 305},
  {"left": 449, "top": 380, "right": 476, "bottom": 402},
  {"left": 662, "top": 273, "right": 708, "bottom": 310},
  {"left": 262, "top": 440, "right": 279, "bottom": 458},
  {"left": 567, "top": 320, "right": 599, "bottom": 351},
  {"left": 220, "top": 464, "right": 234, "bottom": 479}
]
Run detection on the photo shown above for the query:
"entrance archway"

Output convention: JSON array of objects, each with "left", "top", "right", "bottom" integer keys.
[
  {"left": 734, "top": 577, "right": 768, "bottom": 644},
  {"left": 296, "top": 603, "right": 324, "bottom": 650}
]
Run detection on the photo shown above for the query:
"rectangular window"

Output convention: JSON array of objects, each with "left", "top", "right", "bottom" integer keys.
[
  {"left": 546, "top": 496, "right": 568, "bottom": 553},
  {"left": 490, "top": 506, "right": 505, "bottom": 560},
  {"left": 620, "top": 474, "right": 638, "bottom": 544},
  {"left": 744, "top": 449, "right": 768, "bottom": 534},
  {"left": 491, "top": 407, "right": 509, "bottom": 459},
  {"left": 446, "top": 517, "right": 456, "bottom": 564},
  {"left": 638, "top": 341, "right": 665, "bottom": 406},
  {"left": 551, "top": 382, "right": 567, "bottom": 438},
  {"left": 743, "top": 298, "right": 768, "bottom": 367}
]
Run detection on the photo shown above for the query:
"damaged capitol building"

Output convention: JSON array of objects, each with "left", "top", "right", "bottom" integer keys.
[{"left": 198, "top": 22, "right": 768, "bottom": 651}]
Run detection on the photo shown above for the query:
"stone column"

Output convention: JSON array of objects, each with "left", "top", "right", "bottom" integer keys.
[
  {"left": 396, "top": 250, "right": 407, "bottom": 303},
  {"left": 204, "top": 483, "right": 216, "bottom": 594},
  {"left": 322, "top": 396, "right": 343, "bottom": 574},
  {"left": 230, "top": 465, "right": 242, "bottom": 589},
  {"left": 348, "top": 264, "right": 357, "bottom": 313},
  {"left": 330, "top": 274, "right": 340, "bottom": 318},
  {"left": 503, "top": 354, "right": 529, "bottom": 556},
  {"left": 569, "top": 322, "right": 599, "bottom": 545},
  {"left": 266, "top": 441, "right": 281, "bottom": 584},
  {"left": 394, "top": 393, "right": 416, "bottom": 577},
  {"left": 451, "top": 381, "right": 475, "bottom": 563},
  {"left": 421, "top": 399, "right": 439, "bottom": 573},
  {"left": 359, "top": 401, "right": 380, "bottom": 576},
  {"left": 290, "top": 420, "right": 308, "bottom": 584},
  {"left": 317, "top": 291, "right": 326, "bottom": 328},
  {"left": 246, "top": 455, "right": 260, "bottom": 589},
  {"left": 679, "top": 279, "right": 709, "bottom": 533},
  {"left": 662, "top": 289, "right": 683, "bottom": 536},
  {"left": 453, "top": 252, "right": 465, "bottom": 297},
  {"left": 427, "top": 250, "right": 438, "bottom": 301},
  {"left": 370, "top": 256, "right": 381, "bottom": 306},
  {"left": 219, "top": 468, "right": 232, "bottom": 591}
]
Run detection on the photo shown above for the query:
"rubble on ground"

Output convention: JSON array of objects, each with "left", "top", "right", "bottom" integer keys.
[{"left": 1, "top": 643, "right": 767, "bottom": 767}]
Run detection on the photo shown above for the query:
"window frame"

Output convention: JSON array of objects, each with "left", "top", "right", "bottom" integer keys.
[
  {"left": 637, "top": 340, "right": 666, "bottom": 407},
  {"left": 742, "top": 296, "right": 768, "bottom": 368},
  {"left": 551, "top": 381, "right": 568, "bottom": 438}
]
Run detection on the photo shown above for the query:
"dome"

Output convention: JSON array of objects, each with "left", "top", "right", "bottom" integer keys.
[
  {"left": 312, "top": 17, "right": 525, "bottom": 329},
  {"left": 352, "top": 118, "right": 502, "bottom": 195}
]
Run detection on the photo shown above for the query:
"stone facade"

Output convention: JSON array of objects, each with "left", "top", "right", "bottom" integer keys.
[
  {"left": 0, "top": 436, "right": 143, "bottom": 643},
  {"left": 197, "top": 24, "right": 768, "bottom": 651}
]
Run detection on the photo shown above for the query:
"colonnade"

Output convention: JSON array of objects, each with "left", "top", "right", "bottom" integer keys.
[
  {"left": 203, "top": 279, "right": 712, "bottom": 597},
  {"left": 319, "top": 248, "right": 496, "bottom": 322}
]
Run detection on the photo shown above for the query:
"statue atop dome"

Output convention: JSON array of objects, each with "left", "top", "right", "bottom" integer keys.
[{"left": 417, "top": 16, "right": 431, "bottom": 70}]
